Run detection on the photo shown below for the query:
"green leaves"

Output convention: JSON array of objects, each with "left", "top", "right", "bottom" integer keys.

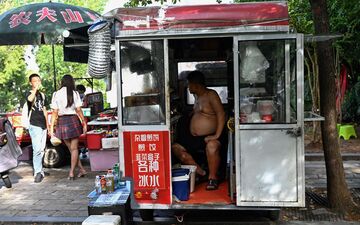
[{"left": 0, "top": 46, "right": 27, "bottom": 112}]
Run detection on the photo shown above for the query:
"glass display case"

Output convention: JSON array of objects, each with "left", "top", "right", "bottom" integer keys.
[
  {"left": 238, "top": 39, "right": 297, "bottom": 124},
  {"left": 119, "top": 40, "right": 166, "bottom": 125}
]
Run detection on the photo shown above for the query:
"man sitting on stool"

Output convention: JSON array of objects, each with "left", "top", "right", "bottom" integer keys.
[{"left": 172, "top": 70, "right": 225, "bottom": 191}]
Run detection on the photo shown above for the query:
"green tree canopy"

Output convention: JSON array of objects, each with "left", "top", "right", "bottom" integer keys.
[{"left": 0, "top": 0, "right": 105, "bottom": 112}]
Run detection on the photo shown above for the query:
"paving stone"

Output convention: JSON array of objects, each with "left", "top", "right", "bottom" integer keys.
[
  {"left": 14, "top": 210, "right": 50, "bottom": 217},
  {"left": 0, "top": 210, "right": 18, "bottom": 217},
  {"left": 51, "top": 210, "right": 89, "bottom": 217}
]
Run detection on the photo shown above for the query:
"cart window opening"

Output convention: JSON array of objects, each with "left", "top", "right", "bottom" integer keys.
[
  {"left": 120, "top": 40, "right": 166, "bottom": 125},
  {"left": 177, "top": 61, "right": 228, "bottom": 105},
  {"left": 238, "top": 39, "right": 297, "bottom": 124}
]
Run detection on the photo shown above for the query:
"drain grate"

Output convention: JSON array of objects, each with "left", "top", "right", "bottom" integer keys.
[
  {"left": 352, "top": 188, "right": 360, "bottom": 199},
  {"left": 306, "top": 190, "right": 329, "bottom": 208}
]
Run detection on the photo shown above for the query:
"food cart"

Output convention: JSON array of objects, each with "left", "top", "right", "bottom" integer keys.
[{"left": 87, "top": 1, "right": 306, "bottom": 220}]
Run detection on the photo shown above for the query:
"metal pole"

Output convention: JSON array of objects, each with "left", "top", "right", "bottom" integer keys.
[{"left": 52, "top": 45, "right": 57, "bottom": 91}]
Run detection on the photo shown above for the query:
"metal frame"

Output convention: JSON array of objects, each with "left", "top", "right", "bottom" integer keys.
[
  {"left": 115, "top": 32, "right": 305, "bottom": 209},
  {"left": 233, "top": 34, "right": 305, "bottom": 207}
]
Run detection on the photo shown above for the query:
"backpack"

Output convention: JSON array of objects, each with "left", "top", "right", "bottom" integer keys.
[{"left": 21, "top": 92, "right": 45, "bottom": 129}]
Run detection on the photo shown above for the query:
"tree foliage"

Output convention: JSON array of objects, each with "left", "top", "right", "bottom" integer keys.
[
  {"left": 0, "top": 46, "right": 27, "bottom": 112},
  {"left": 0, "top": 0, "right": 105, "bottom": 111}
]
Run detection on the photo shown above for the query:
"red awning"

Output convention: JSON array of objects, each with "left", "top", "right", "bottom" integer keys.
[{"left": 105, "top": 2, "right": 289, "bottom": 31}]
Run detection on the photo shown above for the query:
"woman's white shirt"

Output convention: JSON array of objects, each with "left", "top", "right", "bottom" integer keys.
[{"left": 51, "top": 87, "right": 82, "bottom": 115}]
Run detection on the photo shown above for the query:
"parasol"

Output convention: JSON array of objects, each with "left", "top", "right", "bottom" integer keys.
[{"left": 0, "top": 2, "right": 100, "bottom": 90}]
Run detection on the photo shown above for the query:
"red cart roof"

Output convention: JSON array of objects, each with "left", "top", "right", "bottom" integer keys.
[{"left": 104, "top": 2, "right": 289, "bottom": 34}]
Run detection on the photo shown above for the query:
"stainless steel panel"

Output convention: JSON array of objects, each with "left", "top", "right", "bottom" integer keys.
[{"left": 239, "top": 130, "right": 297, "bottom": 202}]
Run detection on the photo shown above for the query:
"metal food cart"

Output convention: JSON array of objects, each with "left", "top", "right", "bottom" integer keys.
[{"left": 97, "top": 1, "right": 305, "bottom": 219}]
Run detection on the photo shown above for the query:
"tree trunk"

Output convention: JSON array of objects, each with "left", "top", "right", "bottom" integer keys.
[{"left": 309, "top": 0, "right": 357, "bottom": 213}]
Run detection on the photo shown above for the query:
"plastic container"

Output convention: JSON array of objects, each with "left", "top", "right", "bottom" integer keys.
[
  {"left": 240, "top": 102, "right": 254, "bottom": 114},
  {"left": 89, "top": 149, "right": 119, "bottom": 171},
  {"left": 172, "top": 168, "right": 190, "bottom": 201},
  {"left": 257, "top": 100, "right": 275, "bottom": 115},
  {"left": 180, "top": 165, "right": 197, "bottom": 193},
  {"left": 86, "top": 130, "right": 106, "bottom": 150},
  {"left": 101, "top": 137, "right": 118, "bottom": 149},
  {"left": 82, "top": 215, "right": 121, "bottom": 225}
]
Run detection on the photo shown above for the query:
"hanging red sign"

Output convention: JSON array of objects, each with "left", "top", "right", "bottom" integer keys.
[{"left": 131, "top": 131, "right": 166, "bottom": 190}]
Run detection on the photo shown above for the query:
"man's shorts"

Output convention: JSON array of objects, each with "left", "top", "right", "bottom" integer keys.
[{"left": 176, "top": 115, "right": 207, "bottom": 155}]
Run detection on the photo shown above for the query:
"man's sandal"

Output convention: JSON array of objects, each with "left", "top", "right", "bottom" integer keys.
[{"left": 206, "top": 179, "right": 219, "bottom": 190}]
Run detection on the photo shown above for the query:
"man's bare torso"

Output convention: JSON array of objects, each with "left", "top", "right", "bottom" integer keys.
[{"left": 190, "top": 90, "right": 218, "bottom": 136}]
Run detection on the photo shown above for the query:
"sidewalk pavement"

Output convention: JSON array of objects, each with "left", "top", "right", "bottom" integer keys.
[{"left": 0, "top": 153, "right": 360, "bottom": 224}]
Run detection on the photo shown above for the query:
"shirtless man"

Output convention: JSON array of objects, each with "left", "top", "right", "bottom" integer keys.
[{"left": 172, "top": 71, "right": 225, "bottom": 190}]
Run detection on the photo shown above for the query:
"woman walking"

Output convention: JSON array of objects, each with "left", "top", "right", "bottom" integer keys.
[{"left": 49, "top": 75, "right": 87, "bottom": 180}]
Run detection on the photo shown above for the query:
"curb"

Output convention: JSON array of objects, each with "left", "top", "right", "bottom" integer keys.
[
  {"left": 0, "top": 216, "right": 86, "bottom": 224},
  {"left": 305, "top": 153, "right": 360, "bottom": 161}
]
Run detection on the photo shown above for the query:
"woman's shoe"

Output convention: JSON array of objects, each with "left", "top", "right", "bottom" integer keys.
[
  {"left": 77, "top": 170, "right": 87, "bottom": 178},
  {"left": 68, "top": 176, "right": 75, "bottom": 181}
]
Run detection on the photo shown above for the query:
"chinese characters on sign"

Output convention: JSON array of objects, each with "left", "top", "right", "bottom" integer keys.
[
  {"left": 131, "top": 132, "right": 165, "bottom": 189},
  {"left": 9, "top": 7, "right": 96, "bottom": 29},
  {"left": 9, "top": 12, "right": 31, "bottom": 28}
]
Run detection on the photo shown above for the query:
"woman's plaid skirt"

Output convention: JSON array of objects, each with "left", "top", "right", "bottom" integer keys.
[{"left": 55, "top": 115, "right": 82, "bottom": 140}]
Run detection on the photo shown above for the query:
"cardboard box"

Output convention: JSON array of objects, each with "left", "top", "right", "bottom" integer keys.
[
  {"left": 101, "top": 137, "right": 118, "bottom": 149},
  {"left": 89, "top": 149, "right": 119, "bottom": 171}
]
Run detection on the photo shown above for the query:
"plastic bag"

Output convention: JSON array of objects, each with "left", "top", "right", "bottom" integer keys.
[{"left": 239, "top": 41, "right": 270, "bottom": 83}]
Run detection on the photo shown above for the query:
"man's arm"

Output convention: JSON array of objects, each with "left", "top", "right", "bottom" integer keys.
[
  {"left": 205, "top": 91, "right": 225, "bottom": 142},
  {"left": 27, "top": 85, "right": 39, "bottom": 102}
]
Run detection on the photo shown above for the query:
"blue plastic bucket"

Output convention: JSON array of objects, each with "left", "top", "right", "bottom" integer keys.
[{"left": 172, "top": 168, "right": 190, "bottom": 201}]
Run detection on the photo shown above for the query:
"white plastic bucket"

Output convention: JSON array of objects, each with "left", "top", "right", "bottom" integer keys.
[{"left": 181, "top": 165, "right": 197, "bottom": 193}]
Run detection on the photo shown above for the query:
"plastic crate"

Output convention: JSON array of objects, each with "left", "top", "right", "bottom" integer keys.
[{"left": 86, "top": 130, "right": 106, "bottom": 150}]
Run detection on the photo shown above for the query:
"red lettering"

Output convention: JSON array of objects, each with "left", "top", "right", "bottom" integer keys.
[
  {"left": 86, "top": 11, "right": 99, "bottom": 21},
  {"left": 9, "top": 12, "right": 32, "bottom": 28},
  {"left": 36, "top": 7, "right": 57, "bottom": 23},
  {"left": 61, "top": 9, "right": 84, "bottom": 24}
]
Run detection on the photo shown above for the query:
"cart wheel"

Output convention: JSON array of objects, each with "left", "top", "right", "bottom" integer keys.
[
  {"left": 139, "top": 209, "right": 154, "bottom": 221},
  {"left": 43, "top": 144, "right": 66, "bottom": 168},
  {"left": 2, "top": 174, "right": 12, "bottom": 188},
  {"left": 268, "top": 210, "right": 280, "bottom": 221}
]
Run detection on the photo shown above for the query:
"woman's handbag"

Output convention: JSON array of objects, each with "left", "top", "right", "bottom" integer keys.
[{"left": 21, "top": 101, "right": 33, "bottom": 129}]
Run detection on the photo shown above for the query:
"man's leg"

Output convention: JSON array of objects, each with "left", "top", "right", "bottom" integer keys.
[
  {"left": 28, "top": 125, "right": 46, "bottom": 181},
  {"left": 205, "top": 140, "right": 221, "bottom": 180},
  {"left": 172, "top": 143, "right": 206, "bottom": 176}
]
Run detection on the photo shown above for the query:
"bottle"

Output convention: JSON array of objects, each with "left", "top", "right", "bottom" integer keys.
[
  {"left": 106, "top": 169, "right": 115, "bottom": 193},
  {"left": 95, "top": 175, "right": 101, "bottom": 194},
  {"left": 100, "top": 175, "right": 107, "bottom": 194},
  {"left": 113, "top": 163, "right": 119, "bottom": 189}
]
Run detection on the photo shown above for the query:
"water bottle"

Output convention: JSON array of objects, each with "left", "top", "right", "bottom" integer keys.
[
  {"left": 95, "top": 175, "right": 101, "bottom": 194},
  {"left": 106, "top": 169, "right": 115, "bottom": 193}
]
